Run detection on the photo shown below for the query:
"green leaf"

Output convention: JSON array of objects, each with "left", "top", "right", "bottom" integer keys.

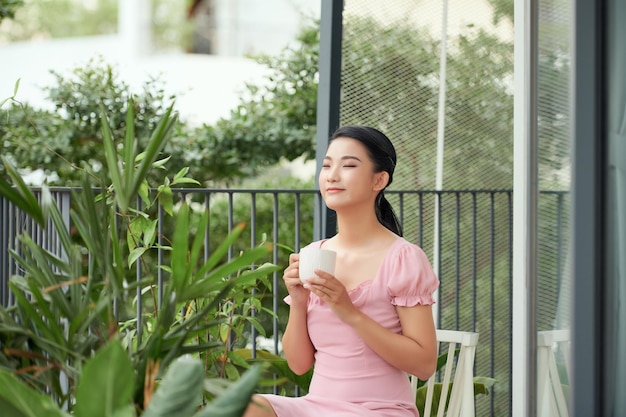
[
  {"left": 152, "top": 155, "right": 171, "bottom": 169},
  {"left": 157, "top": 185, "right": 174, "bottom": 216},
  {"left": 123, "top": 97, "right": 136, "bottom": 200},
  {"left": 195, "top": 222, "right": 247, "bottom": 276},
  {"left": 128, "top": 247, "right": 149, "bottom": 268},
  {"left": 185, "top": 209, "right": 210, "bottom": 286},
  {"left": 0, "top": 156, "right": 46, "bottom": 227},
  {"left": 142, "top": 356, "right": 205, "bottom": 417},
  {"left": 100, "top": 102, "right": 128, "bottom": 213},
  {"left": 171, "top": 177, "right": 200, "bottom": 185},
  {"left": 143, "top": 219, "right": 158, "bottom": 246},
  {"left": 195, "top": 365, "right": 263, "bottom": 417},
  {"left": 0, "top": 370, "right": 70, "bottom": 417},
  {"left": 171, "top": 167, "right": 200, "bottom": 186},
  {"left": 138, "top": 180, "right": 151, "bottom": 207},
  {"left": 8, "top": 282, "right": 65, "bottom": 354},
  {"left": 473, "top": 376, "right": 497, "bottom": 394},
  {"left": 129, "top": 103, "right": 176, "bottom": 200},
  {"left": 170, "top": 201, "right": 191, "bottom": 296},
  {"left": 110, "top": 405, "right": 136, "bottom": 417},
  {"left": 234, "top": 349, "right": 313, "bottom": 393},
  {"left": 73, "top": 340, "right": 135, "bottom": 417},
  {"left": 13, "top": 77, "right": 21, "bottom": 96},
  {"left": 182, "top": 246, "right": 276, "bottom": 300},
  {"left": 0, "top": 78, "right": 20, "bottom": 108},
  {"left": 173, "top": 167, "right": 189, "bottom": 181}
]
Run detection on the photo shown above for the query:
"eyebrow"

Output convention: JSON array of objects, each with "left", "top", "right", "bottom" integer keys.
[{"left": 323, "top": 155, "right": 363, "bottom": 162}]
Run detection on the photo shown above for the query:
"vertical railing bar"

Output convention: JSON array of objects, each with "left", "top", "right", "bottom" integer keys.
[
  {"left": 6, "top": 196, "right": 12, "bottom": 304},
  {"left": 295, "top": 193, "right": 302, "bottom": 251},
  {"left": 1, "top": 197, "right": 7, "bottom": 306},
  {"left": 272, "top": 192, "right": 280, "bottom": 395},
  {"left": 398, "top": 192, "right": 404, "bottom": 228},
  {"left": 294, "top": 191, "right": 302, "bottom": 398},
  {"left": 418, "top": 192, "right": 423, "bottom": 248},
  {"left": 2, "top": 197, "right": 8, "bottom": 305},
  {"left": 61, "top": 191, "right": 71, "bottom": 263},
  {"left": 113, "top": 201, "right": 119, "bottom": 320},
  {"left": 455, "top": 192, "right": 460, "bottom": 330},
  {"left": 250, "top": 192, "right": 258, "bottom": 358},
  {"left": 157, "top": 202, "right": 164, "bottom": 310},
  {"left": 315, "top": 192, "right": 324, "bottom": 239},
  {"left": 50, "top": 192, "right": 57, "bottom": 264},
  {"left": 136, "top": 195, "right": 143, "bottom": 347},
  {"left": 472, "top": 192, "right": 477, "bottom": 331},
  {"left": 437, "top": 191, "right": 442, "bottom": 325},
  {"left": 490, "top": 191, "right": 496, "bottom": 414},
  {"left": 228, "top": 192, "right": 234, "bottom": 261},
  {"left": 506, "top": 190, "right": 514, "bottom": 417},
  {"left": 555, "top": 193, "right": 564, "bottom": 329},
  {"left": 9, "top": 201, "right": 16, "bottom": 305},
  {"left": 204, "top": 193, "right": 211, "bottom": 260}
]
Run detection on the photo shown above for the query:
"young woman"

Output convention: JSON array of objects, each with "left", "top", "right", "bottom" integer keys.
[{"left": 243, "top": 125, "right": 439, "bottom": 417}]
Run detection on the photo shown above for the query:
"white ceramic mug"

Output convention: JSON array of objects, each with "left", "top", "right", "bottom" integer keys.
[{"left": 298, "top": 247, "right": 337, "bottom": 284}]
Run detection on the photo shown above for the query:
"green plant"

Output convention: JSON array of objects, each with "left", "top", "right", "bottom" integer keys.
[
  {"left": 0, "top": 96, "right": 280, "bottom": 415},
  {"left": 0, "top": 340, "right": 265, "bottom": 417}
]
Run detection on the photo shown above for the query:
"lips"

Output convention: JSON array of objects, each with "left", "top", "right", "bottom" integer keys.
[{"left": 325, "top": 188, "right": 344, "bottom": 193}]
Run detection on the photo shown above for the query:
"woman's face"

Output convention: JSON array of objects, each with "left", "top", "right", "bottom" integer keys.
[{"left": 319, "top": 137, "right": 388, "bottom": 211}]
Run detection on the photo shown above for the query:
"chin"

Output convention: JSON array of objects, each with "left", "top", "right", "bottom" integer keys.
[{"left": 322, "top": 199, "right": 341, "bottom": 211}]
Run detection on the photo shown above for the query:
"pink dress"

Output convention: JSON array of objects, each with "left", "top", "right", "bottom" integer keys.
[{"left": 262, "top": 238, "right": 439, "bottom": 417}]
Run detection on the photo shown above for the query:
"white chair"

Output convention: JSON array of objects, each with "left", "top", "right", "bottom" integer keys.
[
  {"left": 411, "top": 329, "right": 480, "bottom": 417},
  {"left": 537, "top": 329, "right": 570, "bottom": 417}
]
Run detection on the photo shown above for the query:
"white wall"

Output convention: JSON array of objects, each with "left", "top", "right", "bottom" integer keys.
[
  {"left": 0, "top": 0, "right": 321, "bottom": 125},
  {"left": 212, "top": 0, "right": 320, "bottom": 56}
]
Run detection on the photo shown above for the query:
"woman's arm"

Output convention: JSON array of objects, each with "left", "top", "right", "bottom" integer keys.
[
  {"left": 281, "top": 302, "right": 315, "bottom": 375},
  {"left": 349, "top": 304, "right": 438, "bottom": 380},
  {"left": 280, "top": 253, "right": 316, "bottom": 375}
]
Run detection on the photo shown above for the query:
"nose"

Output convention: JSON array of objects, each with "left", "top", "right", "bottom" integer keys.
[{"left": 325, "top": 165, "right": 339, "bottom": 182}]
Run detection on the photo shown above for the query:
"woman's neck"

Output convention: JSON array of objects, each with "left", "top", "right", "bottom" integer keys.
[{"left": 333, "top": 207, "right": 394, "bottom": 249}]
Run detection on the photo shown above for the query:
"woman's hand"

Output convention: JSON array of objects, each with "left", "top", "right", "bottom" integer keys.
[
  {"left": 304, "top": 270, "right": 361, "bottom": 325},
  {"left": 283, "top": 253, "right": 310, "bottom": 306}
]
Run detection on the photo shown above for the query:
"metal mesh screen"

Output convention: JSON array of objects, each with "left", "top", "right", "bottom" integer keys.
[
  {"left": 536, "top": 0, "right": 572, "bottom": 408},
  {"left": 536, "top": 0, "right": 572, "bottom": 330},
  {"left": 339, "top": 1, "right": 514, "bottom": 415}
]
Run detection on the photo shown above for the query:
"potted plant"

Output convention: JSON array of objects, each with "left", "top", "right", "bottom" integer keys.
[{"left": 0, "top": 97, "right": 280, "bottom": 416}]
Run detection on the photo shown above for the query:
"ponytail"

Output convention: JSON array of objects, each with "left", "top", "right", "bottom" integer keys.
[{"left": 376, "top": 193, "right": 403, "bottom": 236}]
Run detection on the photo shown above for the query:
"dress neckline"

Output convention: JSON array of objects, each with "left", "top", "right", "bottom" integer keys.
[{"left": 316, "top": 237, "right": 405, "bottom": 292}]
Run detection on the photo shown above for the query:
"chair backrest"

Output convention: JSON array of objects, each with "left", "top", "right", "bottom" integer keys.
[
  {"left": 537, "top": 329, "right": 570, "bottom": 417},
  {"left": 411, "top": 329, "right": 480, "bottom": 417}
]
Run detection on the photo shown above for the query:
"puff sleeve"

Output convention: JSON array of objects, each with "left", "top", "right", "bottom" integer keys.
[{"left": 386, "top": 242, "right": 439, "bottom": 307}]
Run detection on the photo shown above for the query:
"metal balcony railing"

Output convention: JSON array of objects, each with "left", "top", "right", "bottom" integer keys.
[{"left": 0, "top": 187, "right": 570, "bottom": 416}]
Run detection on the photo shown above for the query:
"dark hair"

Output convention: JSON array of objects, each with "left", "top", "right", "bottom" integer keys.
[{"left": 329, "top": 125, "right": 403, "bottom": 236}]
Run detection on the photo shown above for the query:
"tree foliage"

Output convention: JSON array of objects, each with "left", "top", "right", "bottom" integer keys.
[
  {"left": 170, "top": 24, "right": 319, "bottom": 184},
  {"left": 1, "top": 0, "right": 569, "bottom": 192},
  {"left": 0, "top": 0, "right": 190, "bottom": 49},
  {"left": 0, "top": 0, "right": 117, "bottom": 41},
  {"left": 487, "top": 0, "right": 514, "bottom": 25},
  {"left": 340, "top": 15, "right": 515, "bottom": 191},
  {"left": 0, "top": 22, "right": 319, "bottom": 186},
  {"left": 1, "top": 58, "right": 178, "bottom": 185},
  {"left": 0, "top": 0, "right": 23, "bottom": 23}
]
